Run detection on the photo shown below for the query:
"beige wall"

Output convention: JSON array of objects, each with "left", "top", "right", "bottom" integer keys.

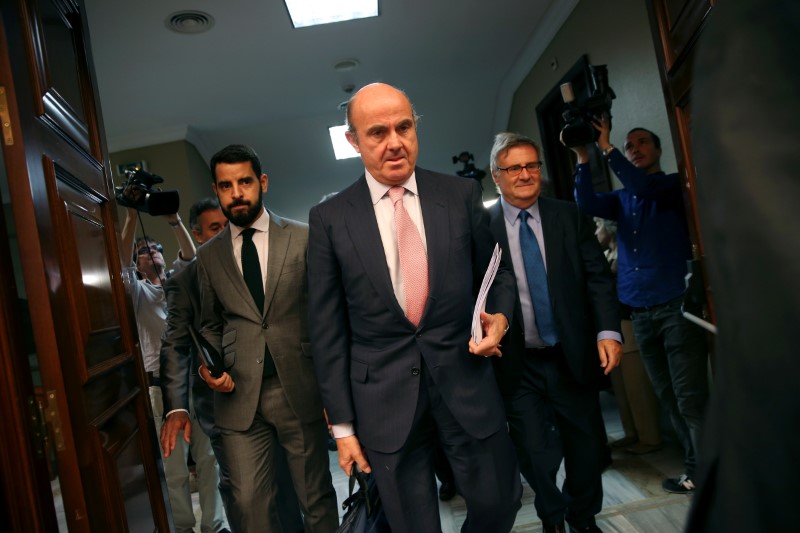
[
  {"left": 506, "top": 0, "right": 675, "bottom": 191},
  {"left": 111, "top": 140, "right": 212, "bottom": 264}
]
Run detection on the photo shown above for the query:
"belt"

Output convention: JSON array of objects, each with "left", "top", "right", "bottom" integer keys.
[
  {"left": 631, "top": 296, "right": 681, "bottom": 313},
  {"left": 146, "top": 371, "right": 161, "bottom": 387}
]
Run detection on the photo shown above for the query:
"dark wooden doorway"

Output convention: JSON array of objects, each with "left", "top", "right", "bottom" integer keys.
[
  {"left": 645, "top": 0, "right": 716, "bottom": 324},
  {"left": 0, "top": 0, "right": 169, "bottom": 530}
]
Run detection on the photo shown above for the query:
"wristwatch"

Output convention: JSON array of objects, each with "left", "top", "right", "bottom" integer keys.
[{"left": 602, "top": 145, "right": 615, "bottom": 157}]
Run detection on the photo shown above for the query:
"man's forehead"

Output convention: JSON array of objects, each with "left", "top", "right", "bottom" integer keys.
[
  {"left": 626, "top": 130, "right": 652, "bottom": 143},
  {"left": 351, "top": 87, "right": 413, "bottom": 124}
]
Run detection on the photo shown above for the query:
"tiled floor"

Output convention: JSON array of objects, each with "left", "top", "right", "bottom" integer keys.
[{"left": 187, "top": 390, "right": 692, "bottom": 532}]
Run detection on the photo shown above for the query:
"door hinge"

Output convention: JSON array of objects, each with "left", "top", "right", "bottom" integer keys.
[
  {"left": 28, "top": 396, "right": 48, "bottom": 458},
  {"left": 0, "top": 87, "right": 14, "bottom": 145},
  {"left": 42, "top": 390, "right": 66, "bottom": 452}
]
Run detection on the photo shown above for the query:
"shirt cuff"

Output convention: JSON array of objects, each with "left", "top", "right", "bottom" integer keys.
[
  {"left": 165, "top": 408, "right": 189, "bottom": 418},
  {"left": 597, "top": 330, "right": 623, "bottom": 344},
  {"left": 331, "top": 422, "right": 355, "bottom": 439}
]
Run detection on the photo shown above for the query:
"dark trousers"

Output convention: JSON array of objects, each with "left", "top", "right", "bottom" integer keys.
[
  {"left": 366, "top": 364, "right": 522, "bottom": 533},
  {"left": 505, "top": 346, "right": 603, "bottom": 529},
  {"left": 631, "top": 298, "right": 709, "bottom": 478},
  {"left": 217, "top": 376, "right": 338, "bottom": 533},
  {"left": 196, "top": 382, "right": 304, "bottom": 532}
]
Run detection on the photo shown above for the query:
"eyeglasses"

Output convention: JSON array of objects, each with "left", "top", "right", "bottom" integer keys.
[
  {"left": 496, "top": 162, "right": 543, "bottom": 176},
  {"left": 137, "top": 244, "right": 163, "bottom": 256}
]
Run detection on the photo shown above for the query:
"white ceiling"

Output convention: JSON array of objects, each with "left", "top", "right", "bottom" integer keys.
[{"left": 84, "top": 0, "right": 576, "bottom": 221}]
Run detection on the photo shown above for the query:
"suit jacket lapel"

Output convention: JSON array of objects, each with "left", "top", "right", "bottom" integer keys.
[
  {"left": 538, "top": 197, "right": 562, "bottom": 290},
  {"left": 212, "top": 224, "right": 262, "bottom": 318},
  {"left": 344, "top": 177, "right": 406, "bottom": 320},
  {"left": 416, "top": 170, "right": 448, "bottom": 322},
  {"left": 264, "top": 211, "right": 289, "bottom": 317}
]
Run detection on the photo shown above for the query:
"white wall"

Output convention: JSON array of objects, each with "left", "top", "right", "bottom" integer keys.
[{"left": 506, "top": 0, "right": 675, "bottom": 189}]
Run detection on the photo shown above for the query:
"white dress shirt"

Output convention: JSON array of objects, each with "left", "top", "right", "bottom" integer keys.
[{"left": 229, "top": 207, "right": 270, "bottom": 287}]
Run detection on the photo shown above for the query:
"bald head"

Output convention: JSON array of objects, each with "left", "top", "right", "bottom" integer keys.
[{"left": 344, "top": 83, "right": 420, "bottom": 185}]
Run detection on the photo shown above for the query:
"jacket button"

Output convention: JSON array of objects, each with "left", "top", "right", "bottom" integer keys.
[
  {"left": 256, "top": 358, "right": 263, "bottom": 364},
  {"left": 411, "top": 367, "right": 420, "bottom": 376},
  {"left": 262, "top": 321, "right": 269, "bottom": 329}
]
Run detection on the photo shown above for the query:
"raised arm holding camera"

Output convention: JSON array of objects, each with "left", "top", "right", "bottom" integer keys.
[
  {"left": 568, "top": 118, "right": 709, "bottom": 496},
  {"left": 118, "top": 175, "right": 220, "bottom": 532}
]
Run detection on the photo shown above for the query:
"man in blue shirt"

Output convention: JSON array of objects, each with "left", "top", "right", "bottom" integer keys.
[{"left": 570, "top": 120, "right": 708, "bottom": 495}]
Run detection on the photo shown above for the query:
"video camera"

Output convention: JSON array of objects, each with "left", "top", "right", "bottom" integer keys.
[
  {"left": 560, "top": 64, "right": 616, "bottom": 148},
  {"left": 114, "top": 169, "right": 180, "bottom": 216}
]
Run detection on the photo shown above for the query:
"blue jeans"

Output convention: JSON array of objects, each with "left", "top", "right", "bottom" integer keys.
[{"left": 631, "top": 298, "right": 709, "bottom": 478}]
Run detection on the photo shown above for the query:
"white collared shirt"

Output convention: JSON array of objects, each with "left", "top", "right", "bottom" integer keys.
[
  {"left": 364, "top": 170, "right": 427, "bottom": 314},
  {"left": 229, "top": 206, "right": 270, "bottom": 287}
]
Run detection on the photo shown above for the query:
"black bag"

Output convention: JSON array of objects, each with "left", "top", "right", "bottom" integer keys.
[{"left": 336, "top": 466, "right": 391, "bottom": 533}]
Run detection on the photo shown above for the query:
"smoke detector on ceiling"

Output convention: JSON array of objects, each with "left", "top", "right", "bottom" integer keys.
[{"left": 166, "top": 11, "right": 215, "bottom": 34}]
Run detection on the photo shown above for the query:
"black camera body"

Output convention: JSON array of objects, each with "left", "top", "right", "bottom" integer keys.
[
  {"left": 560, "top": 64, "right": 616, "bottom": 148},
  {"left": 115, "top": 169, "right": 180, "bottom": 216}
]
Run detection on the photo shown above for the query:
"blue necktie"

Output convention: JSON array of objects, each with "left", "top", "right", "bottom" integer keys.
[{"left": 518, "top": 210, "right": 558, "bottom": 345}]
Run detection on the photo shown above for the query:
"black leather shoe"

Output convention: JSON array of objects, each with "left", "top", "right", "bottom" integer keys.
[
  {"left": 438, "top": 481, "right": 456, "bottom": 501},
  {"left": 543, "top": 521, "right": 566, "bottom": 533}
]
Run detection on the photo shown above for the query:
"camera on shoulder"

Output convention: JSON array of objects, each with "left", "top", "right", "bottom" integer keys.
[
  {"left": 560, "top": 64, "right": 616, "bottom": 148},
  {"left": 114, "top": 169, "right": 180, "bottom": 216}
]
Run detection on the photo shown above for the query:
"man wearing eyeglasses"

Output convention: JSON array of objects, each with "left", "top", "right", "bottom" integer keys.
[
  {"left": 487, "top": 132, "right": 622, "bottom": 533},
  {"left": 570, "top": 120, "right": 708, "bottom": 496}
]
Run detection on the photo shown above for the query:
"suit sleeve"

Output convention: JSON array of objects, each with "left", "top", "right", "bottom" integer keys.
[
  {"left": 307, "top": 205, "right": 355, "bottom": 426},
  {"left": 469, "top": 181, "right": 516, "bottom": 321},
  {"left": 159, "top": 272, "right": 193, "bottom": 413},
  {"left": 197, "top": 256, "right": 223, "bottom": 354},
  {"left": 576, "top": 208, "right": 621, "bottom": 335}
]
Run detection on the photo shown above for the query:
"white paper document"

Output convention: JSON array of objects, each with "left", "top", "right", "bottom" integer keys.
[{"left": 471, "top": 243, "right": 502, "bottom": 343}]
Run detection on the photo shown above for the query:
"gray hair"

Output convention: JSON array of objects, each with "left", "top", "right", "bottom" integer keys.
[{"left": 489, "top": 132, "right": 541, "bottom": 173}]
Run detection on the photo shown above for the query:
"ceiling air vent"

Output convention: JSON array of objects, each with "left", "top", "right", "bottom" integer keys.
[{"left": 166, "top": 11, "right": 215, "bottom": 34}]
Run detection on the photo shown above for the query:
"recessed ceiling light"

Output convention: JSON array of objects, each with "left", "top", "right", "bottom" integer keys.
[
  {"left": 334, "top": 59, "right": 360, "bottom": 72},
  {"left": 166, "top": 11, "right": 215, "bottom": 34},
  {"left": 284, "top": 0, "right": 379, "bottom": 29}
]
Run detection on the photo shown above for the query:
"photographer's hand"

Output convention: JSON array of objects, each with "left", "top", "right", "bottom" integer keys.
[
  {"left": 593, "top": 116, "right": 613, "bottom": 153},
  {"left": 561, "top": 130, "right": 590, "bottom": 164}
]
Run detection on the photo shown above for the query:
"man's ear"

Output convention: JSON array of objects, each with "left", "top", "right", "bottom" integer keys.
[
  {"left": 345, "top": 130, "right": 360, "bottom": 153},
  {"left": 261, "top": 173, "right": 268, "bottom": 193}
]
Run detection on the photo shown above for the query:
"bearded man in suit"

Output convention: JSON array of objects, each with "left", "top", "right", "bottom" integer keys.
[{"left": 196, "top": 145, "right": 338, "bottom": 532}]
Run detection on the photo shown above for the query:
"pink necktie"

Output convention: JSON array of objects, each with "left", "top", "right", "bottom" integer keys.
[{"left": 389, "top": 186, "right": 429, "bottom": 326}]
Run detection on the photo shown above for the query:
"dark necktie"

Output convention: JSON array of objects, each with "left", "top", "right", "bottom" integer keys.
[
  {"left": 241, "top": 228, "right": 264, "bottom": 313},
  {"left": 240, "top": 228, "right": 275, "bottom": 377},
  {"left": 518, "top": 210, "right": 558, "bottom": 345}
]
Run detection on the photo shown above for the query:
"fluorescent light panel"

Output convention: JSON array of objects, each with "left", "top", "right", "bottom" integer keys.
[
  {"left": 285, "top": 0, "right": 378, "bottom": 28},
  {"left": 329, "top": 125, "right": 359, "bottom": 160}
]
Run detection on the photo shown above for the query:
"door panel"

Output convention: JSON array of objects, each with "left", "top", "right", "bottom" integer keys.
[{"left": 0, "top": 0, "right": 169, "bottom": 530}]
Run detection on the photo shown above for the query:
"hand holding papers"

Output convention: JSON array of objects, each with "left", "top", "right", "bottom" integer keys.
[{"left": 471, "top": 244, "right": 502, "bottom": 344}]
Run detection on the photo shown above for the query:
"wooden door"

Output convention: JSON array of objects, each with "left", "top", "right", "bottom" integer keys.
[
  {"left": 0, "top": 0, "right": 169, "bottom": 530},
  {"left": 645, "top": 0, "right": 716, "bottom": 323}
]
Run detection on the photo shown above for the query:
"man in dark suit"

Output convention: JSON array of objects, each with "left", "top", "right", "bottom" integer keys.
[
  {"left": 159, "top": 197, "right": 303, "bottom": 532},
  {"left": 487, "top": 132, "right": 622, "bottom": 533},
  {"left": 308, "top": 83, "right": 522, "bottom": 532},
  {"left": 195, "top": 146, "right": 338, "bottom": 532}
]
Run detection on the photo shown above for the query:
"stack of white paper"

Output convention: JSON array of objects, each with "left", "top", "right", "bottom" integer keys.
[{"left": 471, "top": 243, "right": 502, "bottom": 343}]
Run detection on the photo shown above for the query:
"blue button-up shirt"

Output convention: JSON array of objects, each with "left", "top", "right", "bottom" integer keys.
[{"left": 574, "top": 149, "right": 692, "bottom": 308}]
